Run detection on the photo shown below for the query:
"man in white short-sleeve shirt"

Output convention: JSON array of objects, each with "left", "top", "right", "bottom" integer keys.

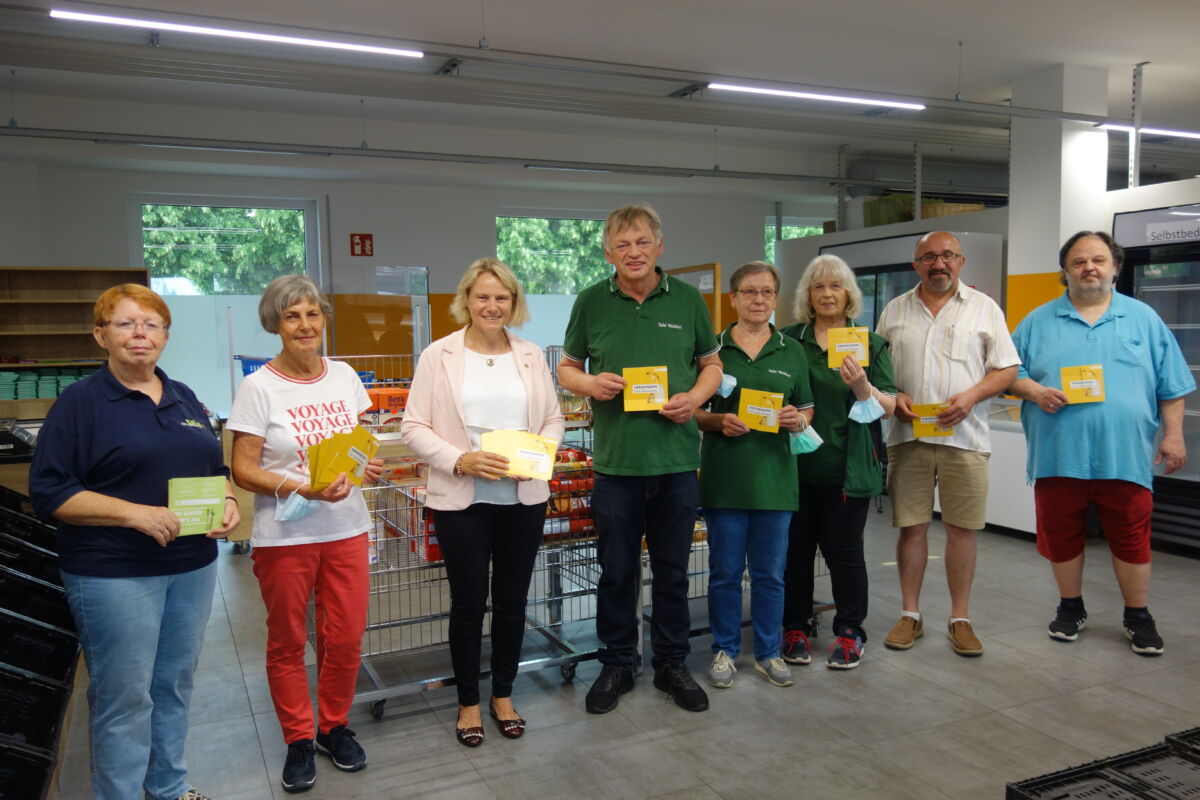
[{"left": 875, "top": 230, "right": 1020, "bottom": 657}]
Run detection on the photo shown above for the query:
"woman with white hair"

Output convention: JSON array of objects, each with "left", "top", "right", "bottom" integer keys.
[{"left": 780, "top": 254, "right": 897, "bottom": 670}]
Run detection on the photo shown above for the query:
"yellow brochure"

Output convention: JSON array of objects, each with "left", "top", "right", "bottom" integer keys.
[
  {"left": 480, "top": 430, "right": 557, "bottom": 481},
  {"left": 168, "top": 476, "right": 226, "bottom": 536},
  {"left": 827, "top": 327, "right": 870, "bottom": 368},
  {"left": 737, "top": 388, "right": 784, "bottom": 433},
  {"left": 911, "top": 403, "right": 953, "bottom": 438},
  {"left": 623, "top": 365, "right": 668, "bottom": 411},
  {"left": 1060, "top": 364, "right": 1105, "bottom": 404},
  {"left": 310, "top": 425, "right": 380, "bottom": 490}
]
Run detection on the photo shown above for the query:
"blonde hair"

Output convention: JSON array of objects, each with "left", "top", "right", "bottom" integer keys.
[
  {"left": 793, "top": 254, "right": 863, "bottom": 324},
  {"left": 449, "top": 258, "right": 531, "bottom": 327},
  {"left": 94, "top": 284, "right": 171, "bottom": 329},
  {"left": 603, "top": 204, "right": 663, "bottom": 249}
]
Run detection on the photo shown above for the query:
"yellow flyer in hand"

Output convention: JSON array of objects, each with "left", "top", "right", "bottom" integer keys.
[
  {"left": 737, "top": 388, "right": 784, "bottom": 433},
  {"left": 480, "top": 430, "right": 557, "bottom": 481},
  {"left": 827, "top": 327, "right": 870, "bottom": 368},
  {"left": 911, "top": 403, "right": 953, "bottom": 437},
  {"left": 309, "top": 425, "right": 380, "bottom": 490},
  {"left": 623, "top": 365, "right": 668, "bottom": 411},
  {"left": 1060, "top": 364, "right": 1105, "bottom": 404},
  {"left": 168, "top": 476, "right": 226, "bottom": 536}
]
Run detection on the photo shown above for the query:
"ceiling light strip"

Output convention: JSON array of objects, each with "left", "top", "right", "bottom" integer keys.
[
  {"left": 49, "top": 9, "right": 423, "bottom": 59},
  {"left": 708, "top": 82, "right": 925, "bottom": 111},
  {"left": 1100, "top": 123, "right": 1200, "bottom": 141}
]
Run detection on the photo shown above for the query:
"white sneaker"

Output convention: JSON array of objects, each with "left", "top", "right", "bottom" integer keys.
[
  {"left": 707, "top": 650, "right": 737, "bottom": 688},
  {"left": 755, "top": 656, "right": 794, "bottom": 687}
]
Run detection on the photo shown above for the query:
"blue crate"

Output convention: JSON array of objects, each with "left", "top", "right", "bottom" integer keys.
[{"left": 238, "top": 357, "right": 269, "bottom": 376}]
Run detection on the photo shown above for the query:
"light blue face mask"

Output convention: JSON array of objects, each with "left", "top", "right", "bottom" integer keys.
[
  {"left": 275, "top": 483, "right": 315, "bottom": 522},
  {"left": 790, "top": 426, "right": 824, "bottom": 454},
  {"left": 848, "top": 395, "right": 886, "bottom": 424},
  {"left": 715, "top": 373, "right": 738, "bottom": 398}
]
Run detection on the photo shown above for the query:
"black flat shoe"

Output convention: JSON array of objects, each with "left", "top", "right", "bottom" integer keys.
[
  {"left": 455, "top": 726, "right": 485, "bottom": 747},
  {"left": 489, "top": 700, "right": 527, "bottom": 739}
]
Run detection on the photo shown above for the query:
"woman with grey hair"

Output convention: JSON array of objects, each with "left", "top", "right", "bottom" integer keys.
[
  {"left": 228, "top": 273, "right": 384, "bottom": 793},
  {"left": 780, "top": 254, "right": 897, "bottom": 670}
]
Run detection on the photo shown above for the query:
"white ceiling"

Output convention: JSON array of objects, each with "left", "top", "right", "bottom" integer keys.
[{"left": 2, "top": 0, "right": 1199, "bottom": 192}]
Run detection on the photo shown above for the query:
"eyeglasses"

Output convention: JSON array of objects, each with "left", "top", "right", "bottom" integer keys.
[
  {"left": 107, "top": 319, "right": 166, "bottom": 334},
  {"left": 736, "top": 288, "right": 777, "bottom": 299},
  {"left": 915, "top": 252, "right": 964, "bottom": 266}
]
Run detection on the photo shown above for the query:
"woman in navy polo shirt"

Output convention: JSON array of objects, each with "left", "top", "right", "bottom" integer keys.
[{"left": 30, "top": 284, "right": 240, "bottom": 800}]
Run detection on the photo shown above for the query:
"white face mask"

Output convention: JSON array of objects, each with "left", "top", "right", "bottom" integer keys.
[
  {"left": 274, "top": 482, "right": 315, "bottom": 522},
  {"left": 848, "top": 395, "right": 885, "bottom": 424},
  {"left": 790, "top": 426, "right": 824, "bottom": 455}
]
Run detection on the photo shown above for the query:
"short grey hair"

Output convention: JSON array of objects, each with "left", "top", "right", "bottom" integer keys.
[
  {"left": 728, "top": 260, "right": 780, "bottom": 293},
  {"left": 793, "top": 254, "right": 863, "bottom": 324},
  {"left": 258, "top": 274, "right": 332, "bottom": 334}
]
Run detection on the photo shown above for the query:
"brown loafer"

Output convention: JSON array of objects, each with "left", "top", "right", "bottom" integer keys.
[
  {"left": 489, "top": 700, "right": 527, "bottom": 739},
  {"left": 455, "top": 725, "right": 485, "bottom": 747},
  {"left": 884, "top": 615, "right": 924, "bottom": 650},
  {"left": 948, "top": 620, "right": 983, "bottom": 656}
]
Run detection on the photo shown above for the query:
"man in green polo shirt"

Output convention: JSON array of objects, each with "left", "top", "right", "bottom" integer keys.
[{"left": 558, "top": 204, "right": 722, "bottom": 714}]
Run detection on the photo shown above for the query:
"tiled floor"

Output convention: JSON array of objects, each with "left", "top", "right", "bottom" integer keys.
[{"left": 57, "top": 503, "right": 1200, "bottom": 799}]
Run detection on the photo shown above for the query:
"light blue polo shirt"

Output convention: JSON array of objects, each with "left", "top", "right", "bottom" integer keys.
[{"left": 1012, "top": 291, "right": 1195, "bottom": 489}]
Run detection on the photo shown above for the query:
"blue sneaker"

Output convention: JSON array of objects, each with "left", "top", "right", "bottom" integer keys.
[
  {"left": 782, "top": 629, "right": 811, "bottom": 665},
  {"left": 827, "top": 632, "right": 864, "bottom": 670}
]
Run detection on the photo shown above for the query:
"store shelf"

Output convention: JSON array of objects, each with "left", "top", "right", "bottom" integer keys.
[
  {"left": 0, "top": 361, "right": 105, "bottom": 370},
  {"left": 0, "top": 399, "right": 56, "bottom": 420},
  {"left": 0, "top": 330, "right": 93, "bottom": 337}
]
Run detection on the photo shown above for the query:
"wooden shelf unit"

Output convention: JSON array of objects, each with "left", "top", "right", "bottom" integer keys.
[{"left": 0, "top": 267, "right": 148, "bottom": 418}]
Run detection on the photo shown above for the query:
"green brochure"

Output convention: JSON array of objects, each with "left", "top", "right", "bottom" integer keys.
[{"left": 168, "top": 476, "right": 227, "bottom": 536}]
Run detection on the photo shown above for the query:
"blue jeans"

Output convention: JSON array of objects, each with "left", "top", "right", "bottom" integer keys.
[
  {"left": 62, "top": 561, "right": 217, "bottom": 800},
  {"left": 703, "top": 508, "right": 792, "bottom": 661},
  {"left": 592, "top": 471, "right": 698, "bottom": 670}
]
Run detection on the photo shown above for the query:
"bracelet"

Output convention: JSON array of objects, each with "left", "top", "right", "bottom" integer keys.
[
  {"left": 225, "top": 495, "right": 238, "bottom": 504},
  {"left": 796, "top": 415, "right": 808, "bottom": 432},
  {"left": 453, "top": 454, "right": 466, "bottom": 478}
]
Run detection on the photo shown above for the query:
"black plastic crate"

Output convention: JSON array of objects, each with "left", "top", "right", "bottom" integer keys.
[
  {"left": 0, "top": 665, "right": 71, "bottom": 753},
  {"left": 0, "top": 609, "right": 77, "bottom": 684},
  {"left": 0, "top": 507, "right": 55, "bottom": 554},
  {"left": 1168, "top": 730, "right": 1200, "bottom": 759},
  {"left": 1008, "top": 742, "right": 1195, "bottom": 800},
  {"left": 1111, "top": 744, "right": 1200, "bottom": 799},
  {"left": 1006, "top": 769, "right": 1153, "bottom": 800},
  {"left": 0, "top": 487, "right": 35, "bottom": 520},
  {"left": 0, "top": 568, "right": 73, "bottom": 631},
  {"left": 0, "top": 534, "right": 59, "bottom": 588},
  {"left": 0, "top": 740, "right": 53, "bottom": 800}
]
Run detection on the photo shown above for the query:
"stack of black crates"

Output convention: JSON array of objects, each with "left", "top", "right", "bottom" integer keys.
[
  {"left": 1008, "top": 728, "right": 1200, "bottom": 799},
  {"left": 0, "top": 485, "right": 78, "bottom": 800}
]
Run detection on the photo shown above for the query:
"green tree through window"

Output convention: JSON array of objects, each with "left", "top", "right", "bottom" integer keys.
[
  {"left": 496, "top": 216, "right": 611, "bottom": 293},
  {"left": 764, "top": 224, "right": 823, "bottom": 263},
  {"left": 142, "top": 204, "right": 306, "bottom": 295}
]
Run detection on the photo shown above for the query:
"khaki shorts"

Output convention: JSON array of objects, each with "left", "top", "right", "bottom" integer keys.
[{"left": 887, "top": 441, "right": 989, "bottom": 530}]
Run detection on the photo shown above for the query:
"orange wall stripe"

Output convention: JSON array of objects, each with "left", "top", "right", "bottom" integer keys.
[{"left": 1006, "top": 272, "right": 1064, "bottom": 332}]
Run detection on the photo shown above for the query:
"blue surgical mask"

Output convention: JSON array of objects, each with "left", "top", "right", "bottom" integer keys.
[
  {"left": 848, "top": 396, "right": 886, "bottom": 424},
  {"left": 275, "top": 486, "right": 315, "bottom": 522},
  {"left": 715, "top": 373, "right": 738, "bottom": 398},
  {"left": 790, "top": 426, "right": 824, "bottom": 455}
]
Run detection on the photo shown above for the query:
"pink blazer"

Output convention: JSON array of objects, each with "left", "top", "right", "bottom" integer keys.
[{"left": 400, "top": 328, "right": 566, "bottom": 511}]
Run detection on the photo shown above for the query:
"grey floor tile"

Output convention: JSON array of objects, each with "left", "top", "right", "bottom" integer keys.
[
  {"left": 867, "top": 712, "right": 1093, "bottom": 798},
  {"left": 189, "top": 661, "right": 255, "bottom": 725},
  {"left": 185, "top": 714, "right": 272, "bottom": 797},
  {"left": 1114, "top": 658, "right": 1200, "bottom": 713},
  {"left": 651, "top": 787, "right": 723, "bottom": 800}
]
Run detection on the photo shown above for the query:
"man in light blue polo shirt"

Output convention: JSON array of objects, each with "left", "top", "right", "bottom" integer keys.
[{"left": 1010, "top": 231, "right": 1194, "bottom": 656}]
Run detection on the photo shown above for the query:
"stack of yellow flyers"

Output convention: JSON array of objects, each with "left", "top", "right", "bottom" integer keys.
[
  {"left": 827, "top": 327, "right": 870, "bottom": 368},
  {"left": 623, "top": 365, "right": 668, "bottom": 411},
  {"left": 1060, "top": 364, "right": 1105, "bottom": 404},
  {"left": 168, "top": 475, "right": 227, "bottom": 536},
  {"left": 737, "top": 388, "right": 784, "bottom": 433},
  {"left": 911, "top": 403, "right": 953, "bottom": 437},
  {"left": 480, "top": 430, "right": 558, "bottom": 480},
  {"left": 307, "top": 425, "right": 381, "bottom": 490}
]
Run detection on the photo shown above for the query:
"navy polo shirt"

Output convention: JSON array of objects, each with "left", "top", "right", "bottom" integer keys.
[{"left": 29, "top": 365, "right": 226, "bottom": 577}]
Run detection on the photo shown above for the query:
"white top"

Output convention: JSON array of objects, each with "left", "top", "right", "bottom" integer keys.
[
  {"left": 876, "top": 282, "right": 1020, "bottom": 454},
  {"left": 226, "top": 358, "right": 373, "bottom": 547},
  {"left": 463, "top": 349, "right": 526, "bottom": 505}
]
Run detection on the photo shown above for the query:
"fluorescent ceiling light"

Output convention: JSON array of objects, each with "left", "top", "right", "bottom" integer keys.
[
  {"left": 708, "top": 82, "right": 925, "bottom": 111},
  {"left": 49, "top": 9, "right": 423, "bottom": 59},
  {"left": 1100, "top": 123, "right": 1200, "bottom": 140}
]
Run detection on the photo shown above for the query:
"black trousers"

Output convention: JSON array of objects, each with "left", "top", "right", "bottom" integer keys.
[
  {"left": 783, "top": 483, "right": 870, "bottom": 640},
  {"left": 435, "top": 501, "right": 546, "bottom": 706}
]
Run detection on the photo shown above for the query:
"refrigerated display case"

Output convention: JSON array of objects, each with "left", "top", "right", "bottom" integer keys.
[{"left": 1113, "top": 204, "right": 1200, "bottom": 549}]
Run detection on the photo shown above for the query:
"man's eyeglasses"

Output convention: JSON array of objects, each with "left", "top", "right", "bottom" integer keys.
[
  {"left": 736, "top": 288, "right": 777, "bottom": 299},
  {"left": 915, "top": 252, "right": 964, "bottom": 266},
  {"left": 107, "top": 319, "right": 166, "bottom": 334}
]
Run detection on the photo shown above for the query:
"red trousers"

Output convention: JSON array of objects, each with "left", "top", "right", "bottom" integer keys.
[{"left": 252, "top": 533, "right": 369, "bottom": 743}]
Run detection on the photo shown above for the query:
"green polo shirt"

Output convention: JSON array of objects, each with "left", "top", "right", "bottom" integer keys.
[
  {"left": 780, "top": 322, "right": 897, "bottom": 497},
  {"left": 563, "top": 268, "right": 719, "bottom": 475},
  {"left": 699, "top": 324, "right": 814, "bottom": 510}
]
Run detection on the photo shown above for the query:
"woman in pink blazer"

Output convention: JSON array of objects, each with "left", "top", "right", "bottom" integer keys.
[{"left": 401, "top": 258, "right": 564, "bottom": 748}]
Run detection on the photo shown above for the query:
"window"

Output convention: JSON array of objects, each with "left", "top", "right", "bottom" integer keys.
[
  {"left": 496, "top": 216, "right": 610, "bottom": 293},
  {"left": 140, "top": 203, "right": 309, "bottom": 295},
  {"left": 764, "top": 221, "right": 824, "bottom": 263}
]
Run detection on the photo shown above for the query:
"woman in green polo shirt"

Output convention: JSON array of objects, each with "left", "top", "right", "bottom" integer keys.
[
  {"left": 697, "top": 261, "right": 813, "bottom": 689},
  {"left": 780, "top": 254, "right": 896, "bottom": 670}
]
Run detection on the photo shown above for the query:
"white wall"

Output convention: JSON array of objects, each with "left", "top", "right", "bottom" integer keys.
[{"left": 1105, "top": 177, "right": 1200, "bottom": 220}]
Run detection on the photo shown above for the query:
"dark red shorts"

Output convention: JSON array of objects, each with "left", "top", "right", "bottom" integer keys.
[{"left": 1033, "top": 477, "right": 1153, "bottom": 564}]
